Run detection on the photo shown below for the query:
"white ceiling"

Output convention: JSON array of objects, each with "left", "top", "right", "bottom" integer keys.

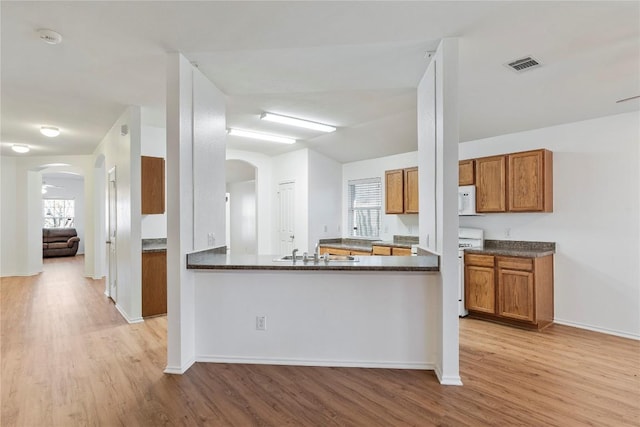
[{"left": 2, "top": 1, "right": 639, "bottom": 163}]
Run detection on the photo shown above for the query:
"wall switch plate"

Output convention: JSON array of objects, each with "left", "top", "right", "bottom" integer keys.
[{"left": 256, "top": 316, "right": 266, "bottom": 331}]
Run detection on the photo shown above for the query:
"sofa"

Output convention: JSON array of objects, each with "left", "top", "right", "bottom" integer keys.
[{"left": 42, "top": 228, "right": 80, "bottom": 258}]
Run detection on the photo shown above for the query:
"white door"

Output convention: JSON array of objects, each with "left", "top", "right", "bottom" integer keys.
[
  {"left": 107, "top": 167, "right": 117, "bottom": 303},
  {"left": 278, "top": 181, "right": 295, "bottom": 254}
]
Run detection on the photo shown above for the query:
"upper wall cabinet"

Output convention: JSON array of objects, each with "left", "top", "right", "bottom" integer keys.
[
  {"left": 473, "top": 149, "right": 553, "bottom": 214},
  {"left": 458, "top": 160, "right": 475, "bottom": 186},
  {"left": 508, "top": 149, "right": 553, "bottom": 212},
  {"left": 141, "top": 156, "right": 165, "bottom": 214},
  {"left": 385, "top": 167, "right": 419, "bottom": 214},
  {"left": 475, "top": 155, "right": 507, "bottom": 213}
]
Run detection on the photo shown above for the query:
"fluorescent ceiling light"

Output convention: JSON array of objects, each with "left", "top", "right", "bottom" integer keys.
[
  {"left": 40, "top": 126, "right": 60, "bottom": 137},
  {"left": 228, "top": 128, "right": 296, "bottom": 144},
  {"left": 12, "top": 144, "right": 30, "bottom": 153},
  {"left": 260, "top": 113, "right": 336, "bottom": 133}
]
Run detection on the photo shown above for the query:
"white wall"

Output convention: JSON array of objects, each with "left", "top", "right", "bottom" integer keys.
[
  {"left": 308, "top": 149, "right": 342, "bottom": 251},
  {"left": 92, "top": 106, "right": 142, "bottom": 323},
  {"left": 228, "top": 180, "right": 257, "bottom": 254},
  {"left": 0, "top": 157, "right": 18, "bottom": 276},
  {"left": 227, "top": 150, "right": 273, "bottom": 255},
  {"left": 141, "top": 124, "right": 167, "bottom": 239},
  {"left": 42, "top": 175, "right": 86, "bottom": 254},
  {"left": 460, "top": 111, "right": 640, "bottom": 339},
  {"left": 272, "top": 149, "right": 309, "bottom": 253},
  {"left": 342, "top": 151, "right": 420, "bottom": 241}
]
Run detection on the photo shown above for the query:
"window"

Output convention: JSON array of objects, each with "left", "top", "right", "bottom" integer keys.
[
  {"left": 43, "top": 199, "right": 75, "bottom": 228},
  {"left": 348, "top": 178, "right": 382, "bottom": 238}
]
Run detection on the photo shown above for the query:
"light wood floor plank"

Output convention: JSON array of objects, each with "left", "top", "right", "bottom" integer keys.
[{"left": 2, "top": 256, "right": 638, "bottom": 426}]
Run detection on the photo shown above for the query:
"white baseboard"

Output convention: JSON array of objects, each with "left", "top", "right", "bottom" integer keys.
[
  {"left": 164, "top": 358, "right": 196, "bottom": 375},
  {"left": 554, "top": 318, "right": 640, "bottom": 341},
  {"left": 197, "top": 354, "right": 435, "bottom": 370},
  {"left": 114, "top": 304, "right": 144, "bottom": 324},
  {"left": 434, "top": 365, "right": 463, "bottom": 386}
]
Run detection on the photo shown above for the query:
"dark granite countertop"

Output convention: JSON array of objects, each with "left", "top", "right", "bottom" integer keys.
[
  {"left": 186, "top": 249, "right": 439, "bottom": 272},
  {"left": 464, "top": 240, "right": 555, "bottom": 258},
  {"left": 142, "top": 238, "right": 167, "bottom": 253}
]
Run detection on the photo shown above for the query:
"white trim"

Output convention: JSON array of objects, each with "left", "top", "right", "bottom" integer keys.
[
  {"left": 435, "top": 365, "right": 463, "bottom": 385},
  {"left": 554, "top": 318, "right": 640, "bottom": 341},
  {"left": 196, "top": 355, "right": 435, "bottom": 370},
  {"left": 115, "top": 303, "right": 144, "bottom": 324},
  {"left": 164, "top": 358, "right": 196, "bottom": 375}
]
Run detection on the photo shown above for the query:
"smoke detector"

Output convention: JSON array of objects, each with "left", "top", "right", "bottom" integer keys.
[
  {"left": 38, "top": 29, "right": 62, "bottom": 45},
  {"left": 505, "top": 55, "right": 542, "bottom": 73}
]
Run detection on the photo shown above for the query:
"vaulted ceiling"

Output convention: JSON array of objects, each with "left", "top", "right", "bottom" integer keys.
[{"left": 2, "top": 1, "right": 638, "bottom": 163}]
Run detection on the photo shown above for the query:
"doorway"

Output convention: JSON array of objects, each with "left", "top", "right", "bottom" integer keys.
[
  {"left": 278, "top": 181, "right": 295, "bottom": 254},
  {"left": 107, "top": 167, "right": 117, "bottom": 302}
]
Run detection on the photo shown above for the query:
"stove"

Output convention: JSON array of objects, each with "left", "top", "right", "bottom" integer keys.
[{"left": 458, "top": 227, "right": 484, "bottom": 317}]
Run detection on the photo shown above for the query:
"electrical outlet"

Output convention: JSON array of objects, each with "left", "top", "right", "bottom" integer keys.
[
  {"left": 505, "top": 228, "right": 511, "bottom": 238},
  {"left": 256, "top": 316, "right": 266, "bottom": 331},
  {"left": 323, "top": 225, "right": 328, "bottom": 233},
  {"left": 207, "top": 232, "right": 215, "bottom": 246}
]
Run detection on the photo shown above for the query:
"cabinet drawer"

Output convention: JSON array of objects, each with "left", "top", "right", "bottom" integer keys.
[
  {"left": 372, "top": 245, "right": 391, "bottom": 256},
  {"left": 497, "top": 257, "right": 533, "bottom": 271},
  {"left": 465, "top": 254, "right": 495, "bottom": 268},
  {"left": 351, "top": 250, "right": 372, "bottom": 256}
]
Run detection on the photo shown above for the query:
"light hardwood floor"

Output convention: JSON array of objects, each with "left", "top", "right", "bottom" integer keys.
[{"left": 1, "top": 256, "right": 638, "bottom": 426}]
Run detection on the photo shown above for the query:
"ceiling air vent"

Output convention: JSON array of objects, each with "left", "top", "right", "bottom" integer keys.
[{"left": 505, "top": 56, "right": 541, "bottom": 73}]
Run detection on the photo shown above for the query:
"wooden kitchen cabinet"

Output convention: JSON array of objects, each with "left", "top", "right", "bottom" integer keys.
[
  {"left": 385, "top": 167, "right": 418, "bottom": 214},
  {"left": 475, "top": 155, "right": 507, "bottom": 213},
  {"left": 319, "top": 246, "right": 371, "bottom": 256},
  {"left": 385, "top": 169, "right": 404, "bottom": 214},
  {"left": 465, "top": 254, "right": 496, "bottom": 313},
  {"left": 403, "top": 167, "right": 419, "bottom": 214},
  {"left": 142, "top": 251, "right": 167, "bottom": 317},
  {"left": 458, "top": 159, "right": 475, "bottom": 186},
  {"left": 465, "top": 253, "right": 554, "bottom": 330},
  {"left": 372, "top": 245, "right": 392, "bottom": 256},
  {"left": 508, "top": 149, "right": 553, "bottom": 212},
  {"left": 141, "top": 156, "right": 165, "bottom": 214}
]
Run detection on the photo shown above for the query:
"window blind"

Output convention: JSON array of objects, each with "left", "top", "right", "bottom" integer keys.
[{"left": 348, "top": 178, "right": 381, "bottom": 238}]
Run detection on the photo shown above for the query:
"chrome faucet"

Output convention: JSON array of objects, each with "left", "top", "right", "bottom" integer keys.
[
  {"left": 314, "top": 242, "right": 320, "bottom": 263},
  {"left": 292, "top": 248, "right": 298, "bottom": 262}
]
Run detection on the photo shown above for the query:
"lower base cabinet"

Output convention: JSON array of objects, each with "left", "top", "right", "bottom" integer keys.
[
  {"left": 142, "top": 251, "right": 167, "bottom": 317},
  {"left": 465, "top": 253, "right": 553, "bottom": 330}
]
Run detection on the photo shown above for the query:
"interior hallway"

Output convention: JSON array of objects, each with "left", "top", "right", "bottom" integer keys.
[{"left": 1, "top": 256, "right": 638, "bottom": 426}]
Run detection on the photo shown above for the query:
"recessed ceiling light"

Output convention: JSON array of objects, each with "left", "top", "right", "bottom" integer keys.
[
  {"left": 40, "top": 126, "right": 60, "bottom": 137},
  {"left": 260, "top": 113, "right": 336, "bottom": 133},
  {"left": 228, "top": 128, "right": 296, "bottom": 144},
  {"left": 12, "top": 144, "right": 30, "bottom": 154}
]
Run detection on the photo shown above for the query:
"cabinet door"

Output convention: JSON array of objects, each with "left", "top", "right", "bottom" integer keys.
[
  {"left": 350, "top": 250, "right": 372, "bottom": 256},
  {"left": 141, "top": 156, "right": 165, "bottom": 214},
  {"left": 475, "top": 155, "right": 507, "bottom": 213},
  {"left": 498, "top": 268, "right": 534, "bottom": 322},
  {"left": 508, "top": 149, "right": 552, "bottom": 212},
  {"left": 465, "top": 265, "right": 495, "bottom": 313},
  {"left": 391, "top": 247, "right": 412, "bottom": 256},
  {"left": 385, "top": 169, "right": 404, "bottom": 214},
  {"left": 142, "top": 251, "right": 167, "bottom": 317},
  {"left": 459, "top": 160, "right": 475, "bottom": 186},
  {"left": 372, "top": 245, "right": 391, "bottom": 256},
  {"left": 403, "top": 167, "right": 419, "bottom": 213}
]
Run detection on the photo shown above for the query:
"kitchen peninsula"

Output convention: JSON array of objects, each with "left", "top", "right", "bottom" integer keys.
[{"left": 186, "top": 248, "right": 442, "bottom": 372}]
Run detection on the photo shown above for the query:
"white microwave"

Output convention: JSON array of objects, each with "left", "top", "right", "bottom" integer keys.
[{"left": 458, "top": 185, "right": 477, "bottom": 215}]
